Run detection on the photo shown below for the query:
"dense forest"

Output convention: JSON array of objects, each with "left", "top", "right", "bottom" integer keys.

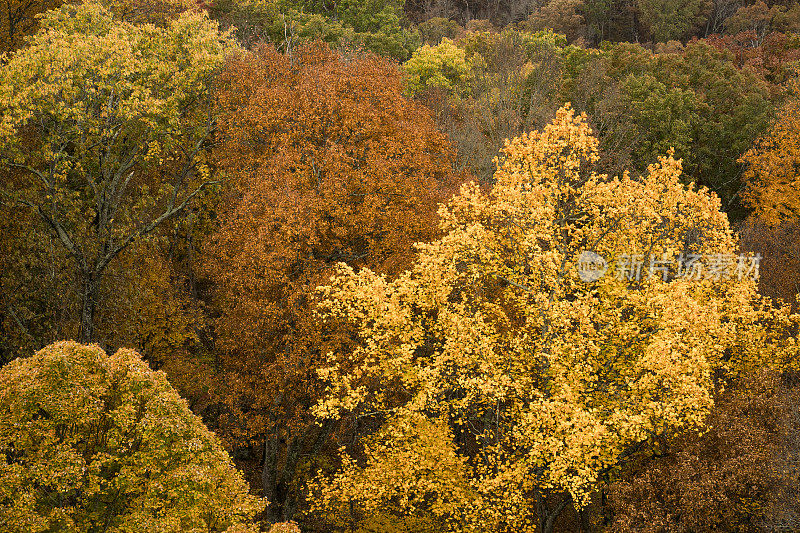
[{"left": 1, "top": 0, "right": 800, "bottom": 531}]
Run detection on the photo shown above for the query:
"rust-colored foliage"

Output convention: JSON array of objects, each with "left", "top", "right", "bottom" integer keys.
[
  {"left": 606, "top": 369, "right": 800, "bottom": 532},
  {"left": 738, "top": 216, "right": 800, "bottom": 311},
  {"left": 202, "top": 41, "right": 459, "bottom": 522},
  {"left": 741, "top": 98, "right": 800, "bottom": 225},
  {"left": 704, "top": 31, "right": 800, "bottom": 91}
]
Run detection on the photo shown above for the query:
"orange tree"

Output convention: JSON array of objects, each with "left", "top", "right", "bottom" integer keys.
[
  {"left": 200, "top": 41, "right": 459, "bottom": 523},
  {"left": 740, "top": 97, "right": 800, "bottom": 225},
  {"left": 739, "top": 97, "right": 800, "bottom": 308}
]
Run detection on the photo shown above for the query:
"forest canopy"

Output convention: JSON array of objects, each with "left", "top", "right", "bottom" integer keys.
[{"left": 1, "top": 0, "right": 799, "bottom": 531}]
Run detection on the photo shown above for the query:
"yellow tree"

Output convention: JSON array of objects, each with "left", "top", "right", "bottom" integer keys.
[
  {"left": 310, "top": 105, "right": 796, "bottom": 532},
  {"left": 0, "top": 0, "right": 197, "bottom": 55},
  {"left": 0, "top": 1, "right": 235, "bottom": 342},
  {"left": 740, "top": 98, "right": 800, "bottom": 225},
  {"left": 0, "top": 341, "right": 263, "bottom": 532}
]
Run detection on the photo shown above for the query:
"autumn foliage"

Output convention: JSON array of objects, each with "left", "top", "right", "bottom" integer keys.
[
  {"left": 310, "top": 105, "right": 798, "bottom": 532},
  {"left": 737, "top": 97, "right": 800, "bottom": 310},
  {"left": 741, "top": 97, "right": 800, "bottom": 225},
  {"left": 606, "top": 370, "right": 800, "bottom": 532},
  {"left": 0, "top": 1, "right": 235, "bottom": 343},
  {"left": 3, "top": 1, "right": 800, "bottom": 530},
  {"left": 0, "top": 341, "right": 263, "bottom": 532},
  {"left": 200, "top": 42, "right": 459, "bottom": 521},
  {"left": 0, "top": 0, "right": 63, "bottom": 54},
  {"left": 0, "top": 0, "right": 198, "bottom": 54}
]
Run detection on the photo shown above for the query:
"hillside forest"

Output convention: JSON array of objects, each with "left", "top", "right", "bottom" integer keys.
[{"left": 1, "top": 0, "right": 800, "bottom": 531}]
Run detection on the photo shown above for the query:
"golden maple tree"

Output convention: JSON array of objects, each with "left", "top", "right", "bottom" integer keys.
[{"left": 310, "top": 105, "right": 799, "bottom": 532}]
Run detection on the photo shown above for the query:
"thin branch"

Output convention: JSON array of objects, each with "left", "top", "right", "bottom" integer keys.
[
  {"left": 12, "top": 196, "right": 87, "bottom": 272},
  {"left": 5, "top": 305, "right": 36, "bottom": 344},
  {"left": 97, "top": 179, "right": 219, "bottom": 273},
  {"left": 495, "top": 274, "right": 535, "bottom": 293},
  {"left": 8, "top": 162, "right": 51, "bottom": 189}
]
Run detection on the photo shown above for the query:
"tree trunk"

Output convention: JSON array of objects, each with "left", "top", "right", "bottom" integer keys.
[
  {"left": 539, "top": 494, "right": 571, "bottom": 533},
  {"left": 263, "top": 433, "right": 278, "bottom": 520},
  {"left": 578, "top": 506, "right": 591, "bottom": 532},
  {"left": 79, "top": 271, "right": 99, "bottom": 343},
  {"left": 262, "top": 419, "right": 335, "bottom": 523}
]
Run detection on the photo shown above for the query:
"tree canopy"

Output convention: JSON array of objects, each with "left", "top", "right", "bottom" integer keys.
[
  {"left": 199, "top": 41, "right": 459, "bottom": 522},
  {"left": 310, "top": 105, "right": 796, "bottom": 532},
  {"left": 0, "top": 1, "right": 236, "bottom": 342},
  {"left": 0, "top": 341, "right": 264, "bottom": 532},
  {"left": 2, "top": 0, "right": 800, "bottom": 529}
]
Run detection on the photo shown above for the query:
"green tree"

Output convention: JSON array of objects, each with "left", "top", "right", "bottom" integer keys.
[
  {"left": 0, "top": 1, "right": 236, "bottom": 342},
  {"left": 672, "top": 41, "right": 774, "bottom": 216},
  {"left": 605, "top": 73, "right": 700, "bottom": 174},
  {"left": 403, "top": 37, "right": 473, "bottom": 96},
  {"left": 635, "top": 0, "right": 711, "bottom": 42},
  {"left": 209, "top": 0, "right": 419, "bottom": 58},
  {"left": 0, "top": 340, "right": 264, "bottom": 532},
  {"left": 565, "top": 41, "right": 774, "bottom": 217}
]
